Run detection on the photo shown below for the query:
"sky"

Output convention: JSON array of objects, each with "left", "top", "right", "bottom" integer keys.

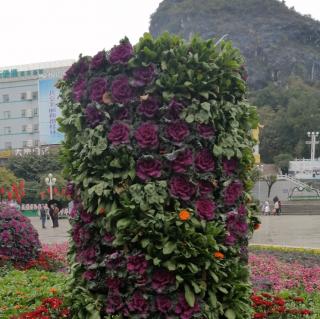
[{"left": 0, "top": 0, "right": 319, "bottom": 67}]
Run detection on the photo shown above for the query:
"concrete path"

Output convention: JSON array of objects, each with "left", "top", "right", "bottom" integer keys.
[
  {"left": 29, "top": 217, "right": 71, "bottom": 244},
  {"left": 251, "top": 215, "right": 320, "bottom": 248},
  {"left": 29, "top": 215, "right": 320, "bottom": 248}
]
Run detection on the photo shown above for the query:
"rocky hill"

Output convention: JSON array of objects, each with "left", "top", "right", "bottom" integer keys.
[{"left": 150, "top": 0, "right": 320, "bottom": 90}]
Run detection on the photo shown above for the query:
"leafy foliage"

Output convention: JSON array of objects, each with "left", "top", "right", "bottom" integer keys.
[
  {"left": 59, "top": 33, "right": 258, "bottom": 318},
  {"left": 0, "top": 167, "right": 18, "bottom": 189}
]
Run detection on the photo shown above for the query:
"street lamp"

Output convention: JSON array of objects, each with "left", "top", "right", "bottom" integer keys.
[
  {"left": 306, "top": 132, "right": 319, "bottom": 161},
  {"left": 257, "top": 164, "right": 264, "bottom": 201},
  {"left": 45, "top": 173, "right": 56, "bottom": 200}
]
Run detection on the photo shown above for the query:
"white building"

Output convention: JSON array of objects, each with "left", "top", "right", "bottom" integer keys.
[
  {"left": 289, "top": 159, "right": 320, "bottom": 180},
  {"left": 0, "top": 60, "right": 73, "bottom": 156}
]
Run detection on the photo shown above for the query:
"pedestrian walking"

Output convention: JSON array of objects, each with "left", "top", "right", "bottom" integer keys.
[
  {"left": 262, "top": 200, "right": 270, "bottom": 215},
  {"left": 52, "top": 204, "right": 60, "bottom": 228},
  {"left": 40, "top": 204, "right": 47, "bottom": 228}
]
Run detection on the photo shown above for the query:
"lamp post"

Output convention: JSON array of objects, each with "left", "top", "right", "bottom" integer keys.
[
  {"left": 257, "top": 164, "right": 264, "bottom": 201},
  {"left": 306, "top": 131, "right": 319, "bottom": 161},
  {"left": 45, "top": 173, "right": 56, "bottom": 200}
]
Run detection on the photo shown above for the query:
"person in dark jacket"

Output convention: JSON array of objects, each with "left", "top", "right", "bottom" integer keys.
[{"left": 40, "top": 204, "right": 47, "bottom": 229}]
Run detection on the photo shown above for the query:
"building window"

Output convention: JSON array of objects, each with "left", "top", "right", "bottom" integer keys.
[
  {"left": 21, "top": 109, "right": 26, "bottom": 117},
  {"left": 22, "top": 125, "right": 27, "bottom": 132},
  {"left": 34, "top": 140, "right": 39, "bottom": 147},
  {"left": 22, "top": 141, "right": 28, "bottom": 148},
  {"left": 33, "top": 124, "right": 39, "bottom": 132},
  {"left": 3, "top": 111, "right": 10, "bottom": 119},
  {"left": 4, "top": 127, "right": 11, "bottom": 134},
  {"left": 33, "top": 108, "right": 38, "bottom": 116},
  {"left": 2, "top": 94, "right": 9, "bottom": 102},
  {"left": 5, "top": 142, "right": 12, "bottom": 149},
  {"left": 32, "top": 92, "right": 38, "bottom": 100},
  {"left": 21, "top": 92, "right": 27, "bottom": 100}
]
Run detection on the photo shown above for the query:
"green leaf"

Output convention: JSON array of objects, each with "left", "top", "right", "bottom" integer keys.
[
  {"left": 141, "top": 239, "right": 150, "bottom": 248},
  {"left": 225, "top": 309, "right": 236, "bottom": 319},
  {"left": 213, "top": 145, "right": 223, "bottom": 156},
  {"left": 184, "top": 284, "right": 195, "bottom": 307},
  {"left": 116, "top": 218, "right": 131, "bottom": 231},
  {"left": 199, "top": 91, "right": 209, "bottom": 99},
  {"left": 185, "top": 114, "right": 195, "bottom": 123},
  {"left": 208, "top": 290, "right": 217, "bottom": 307},
  {"left": 201, "top": 102, "right": 211, "bottom": 111},
  {"left": 163, "top": 260, "right": 177, "bottom": 271},
  {"left": 163, "top": 241, "right": 177, "bottom": 255},
  {"left": 218, "top": 287, "right": 228, "bottom": 294}
]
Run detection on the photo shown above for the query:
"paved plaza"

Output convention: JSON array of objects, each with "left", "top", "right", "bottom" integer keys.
[{"left": 29, "top": 215, "right": 320, "bottom": 248}]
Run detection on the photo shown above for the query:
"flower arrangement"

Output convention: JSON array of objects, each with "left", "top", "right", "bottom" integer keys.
[
  {"left": 0, "top": 205, "right": 41, "bottom": 263},
  {"left": 251, "top": 293, "right": 313, "bottom": 318},
  {"left": 58, "top": 34, "right": 259, "bottom": 318}
]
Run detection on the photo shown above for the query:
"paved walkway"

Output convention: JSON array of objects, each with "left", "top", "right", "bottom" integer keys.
[
  {"left": 29, "top": 217, "right": 70, "bottom": 244},
  {"left": 29, "top": 215, "right": 320, "bottom": 248},
  {"left": 251, "top": 215, "right": 320, "bottom": 248}
]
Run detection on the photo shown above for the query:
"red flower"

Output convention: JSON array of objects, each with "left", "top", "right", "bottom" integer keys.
[{"left": 253, "top": 313, "right": 266, "bottom": 318}]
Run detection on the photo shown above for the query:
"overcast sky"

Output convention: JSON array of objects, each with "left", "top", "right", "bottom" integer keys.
[{"left": 0, "top": 0, "right": 319, "bottom": 67}]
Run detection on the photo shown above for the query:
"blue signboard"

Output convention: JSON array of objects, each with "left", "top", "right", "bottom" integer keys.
[{"left": 38, "top": 79, "right": 63, "bottom": 145}]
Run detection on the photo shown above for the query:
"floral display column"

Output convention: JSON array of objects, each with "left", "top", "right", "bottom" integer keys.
[{"left": 59, "top": 33, "right": 259, "bottom": 319}]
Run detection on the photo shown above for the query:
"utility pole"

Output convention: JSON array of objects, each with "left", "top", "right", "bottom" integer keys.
[{"left": 306, "top": 132, "right": 319, "bottom": 161}]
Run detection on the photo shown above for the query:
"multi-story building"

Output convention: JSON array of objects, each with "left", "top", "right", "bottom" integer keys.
[{"left": 0, "top": 60, "right": 73, "bottom": 156}]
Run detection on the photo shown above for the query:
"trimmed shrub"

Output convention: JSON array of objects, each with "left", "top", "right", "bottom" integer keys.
[
  {"left": 59, "top": 33, "right": 258, "bottom": 318},
  {"left": 0, "top": 205, "right": 41, "bottom": 263}
]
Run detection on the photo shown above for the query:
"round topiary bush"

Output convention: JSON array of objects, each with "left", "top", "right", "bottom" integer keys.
[
  {"left": 0, "top": 204, "right": 41, "bottom": 263},
  {"left": 59, "top": 33, "right": 259, "bottom": 318}
]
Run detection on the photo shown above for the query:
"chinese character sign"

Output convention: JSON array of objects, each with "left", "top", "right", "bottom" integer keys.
[{"left": 38, "top": 79, "right": 64, "bottom": 144}]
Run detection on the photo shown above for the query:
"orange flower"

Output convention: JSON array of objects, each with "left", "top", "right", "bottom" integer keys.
[
  {"left": 213, "top": 251, "right": 224, "bottom": 259},
  {"left": 254, "top": 223, "right": 261, "bottom": 230},
  {"left": 14, "top": 305, "right": 23, "bottom": 309},
  {"left": 179, "top": 210, "right": 190, "bottom": 221},
  {"left": 49, "top": 287, "right": 58, "bottom": 294},
  {"left": 98, "top": 207, "right": 106, "bottom": 215}
]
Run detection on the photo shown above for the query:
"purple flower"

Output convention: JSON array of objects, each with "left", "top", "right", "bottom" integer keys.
[
  {"left": 175, "top": 294, "right": 200, "bottom": 319},
  {"left": 136, "top": 158, "right": 162, "bottom": 181},
  {"left": 84, "top": 104, "right": 105, "bottom": 128},
  {"left": 195, "top": 149, "right": 215, "bottom": 172},
  {"left": 106, "top": 251, "right": 125, "bottom": 269},
  {"left": 89, "top": 78, "right": 108, "bottom": 103},
  {"left": 65, "top": 182, "right": 75, "bottom": 197},
  {"left": 91, "top": 50, "right": 107, "bottom": 70},
  {"left": 127, "top": 292, "right": 149, "bottom": 315},
  {"left": 64, "top": 57, "right": 89, "bottom": 81},
  {"left": 156, "top": 295, "right": 172, "bottom": 313},
  {"left": 196, "top": 198, "right": 216, "bottom": 220},
  {"left": 127, "top": 254, "right": 148, "bottom": 275},
  {"left": 109, "top": 41, "right": 133, "bottom": 64},
  {"left": 132, "top": 64, "right": 156, "bottom": 86},
  {"left": 137, "top": 96, "right": 159, "bottom": 118},
  {"left": 111, "top": 75, "right": 134, "bottom": 104},
  {"left": 169, "top": 176, "right": 196, "bottom": 201},
  {"left": 107, "top": 122, "right": 130, "bottom": 145},
  {"left": 227, "top": 212, "right": 248, "bottom": 236},
  {"left": 171, "top": 149, "right": 193, "bottom": 173},
  {"left": 197, "top": 123, "right": 215, "bottom": 139},
  {"left": 77, "top": 247, "right": 96, "bottom": 265},
  {"left": 106, "top": 277, "right": 121, "bottom": 291},
  {"left": 198, "top": 180, "right": 213, "bottom": 196},
  {"left": 225, "top": 233, "right": 237, "bottom": 246},
  {"left": 224, "top": 181, "right": 243, "bottom": 206},
  {"left": 83, "top": 270, "right": 96, "bottom": 281},
  {"left": 106, "top": 293, "right": 123, "bottom": 314},
  {"left": 223, "top": 157, "right": 238, "bottom": 175},
  {"left": 80, "top": 211, "right": 93, "bottom": 223},
  {"left": 238, "top": 204, "right": 247, "bottom": 215},
  {"left": 134, "top": 123, "right": 159, "bottom": 149},
  {"left": 168, "top": 99, "right": 184, "bottom": 119},
  {"left": 103, "top": 232, "right": 114, "bottom": 243},
  {"left": 152, "top": 269, "right": 175, "bottom": 292},
  {"left": 115, "top": 107, "right": 129, "bottom": 120},
  {"left": 73, "top": 78, "right": 86, "bottom": 102},
  {"left": 166, "top": 120, "right": 189, "bottom": 143}
]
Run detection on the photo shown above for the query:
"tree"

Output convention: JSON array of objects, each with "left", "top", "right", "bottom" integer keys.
[
  {"left": 273, "top": 153, "right": 293, "bottom": 174},
  {"left": 263, "top": 175, "right": 278, "bottom": 198},
  {"left": 6, "top": 153, "right": 63, "bottom": 182},
  {"left": 0, "top": 167, "right": 18, "bottom": 189}
]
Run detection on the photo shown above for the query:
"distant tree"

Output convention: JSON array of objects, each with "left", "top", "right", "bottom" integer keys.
[
  {"left": 6, "top": 154, "right": 62, "bottom": 182},
  {"left": 273, "top": 153, "right": 293, "bottom": 174},
  {"left": 263, "top": 175, "right": 278, "bottom": 198},
  {"left": 0, "top": 167, "right": 18, "bottom": 189}
]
